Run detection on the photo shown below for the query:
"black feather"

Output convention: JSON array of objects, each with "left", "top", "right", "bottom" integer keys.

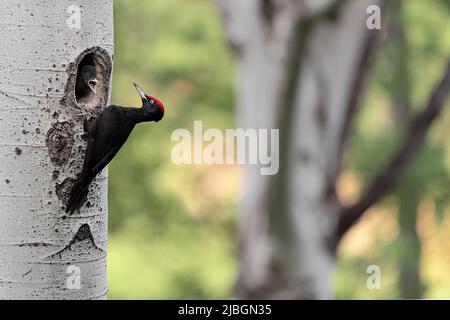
[{"left": 66, "top": 84, "right": 164, "bottom": 214}]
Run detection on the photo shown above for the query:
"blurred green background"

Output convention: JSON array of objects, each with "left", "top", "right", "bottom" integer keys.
[{"left": 107, "top": 0, "right": 450, "bottom": 299}]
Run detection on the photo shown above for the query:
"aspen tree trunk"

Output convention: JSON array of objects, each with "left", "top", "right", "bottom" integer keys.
[
  {"left": 217, "top": 0, "right": 450, "bottom": 299},
  {"left": 0, "top": 0, "right": 113, "bottom": 299},
  {"left": 216, "top": 0, "right": 380, "bottom": 299}
]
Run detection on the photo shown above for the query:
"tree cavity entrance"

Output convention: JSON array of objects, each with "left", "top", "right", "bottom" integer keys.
[
  {"left": 75, "top": 54, "right": 98, "bottom": 104},
  {"left": 63, "top": 47, "right": 112, "bottom": 111}
]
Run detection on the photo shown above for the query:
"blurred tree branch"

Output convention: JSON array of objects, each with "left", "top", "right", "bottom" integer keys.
[
  {"left": 337, "top": 59, "right": 450, "bottom": 241},
  {"left": 214, "top": 0, "right": 346, "bottom": 56},
  {"left": 337, "top": 2, "right": 386, "bottom": 165}
]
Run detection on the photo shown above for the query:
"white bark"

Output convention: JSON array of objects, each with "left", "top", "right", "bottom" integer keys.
[
  {"left": 216, "top": 0, "right": 379, "bottom": 298},
  {"left": 285, "top": 0, "right": 375, "bottom": 298},
  {"left": 0, "top": 0, "right": 113, "bottom": 299}
]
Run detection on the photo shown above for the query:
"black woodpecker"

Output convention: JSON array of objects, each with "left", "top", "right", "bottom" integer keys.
[
  {"left": 75, "top": 65, "right": 99, "bottom": 99},
  {"left": 66, "top": 83, "right": 165, "bottom": 214}
]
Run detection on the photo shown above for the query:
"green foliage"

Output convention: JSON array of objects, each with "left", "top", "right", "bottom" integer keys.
[
  {"left": 337, "top": 0, "right": 450, "bottom": 299},
  {"left": 107, "top": 0, "right": 450, "bottom": 299},
  {"left": 108, "top": 0, "right": 236, "bottom": 299}
]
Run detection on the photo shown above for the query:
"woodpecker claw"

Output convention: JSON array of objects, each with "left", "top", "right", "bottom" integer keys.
[{"left": 134, "top": 83, "right": 148, "bottom": 101}]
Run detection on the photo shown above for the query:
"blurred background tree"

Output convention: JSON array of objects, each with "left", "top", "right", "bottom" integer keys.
[
  {"left": 107, "top": 0, "right": 450, "bottom": 299},
  {"left": 336, "top": 0, "right": 450, "bottom": 299}
]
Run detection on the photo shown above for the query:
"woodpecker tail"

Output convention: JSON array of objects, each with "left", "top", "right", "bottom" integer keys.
[{"left": 66, "top": 177, "right": 90, "bottom": 215}]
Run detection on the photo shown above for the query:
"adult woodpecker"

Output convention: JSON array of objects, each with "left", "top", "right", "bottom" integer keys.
[
  {"left": 75, "top": 65, "right": 99, "bottom": 98},
  {"left": 66, "top": 83, "right": 165, "bottom": 214}
]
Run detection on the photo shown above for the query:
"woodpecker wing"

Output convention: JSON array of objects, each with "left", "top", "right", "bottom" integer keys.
[
  {"left": 66, "top": 105, "right": 135, "bottom": 214},
  {"left": 87, "top": 105, "right": 136, "bottom": 178}
]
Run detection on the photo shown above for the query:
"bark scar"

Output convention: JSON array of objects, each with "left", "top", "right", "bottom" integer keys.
[
  {"left": 46, "top": 121, "right": 75, "bottom": 166},
  {"left": 21, "top": 269, "right": 32, "bottom": 277},
  {"left": 55, "top": 177, "right": 76, "bottom": 206},
  {"left": 44, "top": 224, "right": 104, "bottom": 261}
]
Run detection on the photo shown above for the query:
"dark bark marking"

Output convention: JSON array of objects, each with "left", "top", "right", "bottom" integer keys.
[
  {"left": 55, "top": 177, "right": 76, "bottom": 206},
  {"left": 45, "top": 223, "right": 104, "bottom": 260},
  {"left": 46, "top": 121, "right": 75, "bottom": 166}
]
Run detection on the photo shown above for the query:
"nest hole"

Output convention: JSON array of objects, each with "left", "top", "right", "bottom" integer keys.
[{"left": 73, "top": 49, "right": 111, "bottom": 108}]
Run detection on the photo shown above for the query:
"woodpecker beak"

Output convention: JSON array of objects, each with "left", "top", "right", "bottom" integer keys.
[
  {"left": 134, "top": 83, "right": 148, "bottom": 101},
  {"left": 88, "top": 79, "right": 99, "bottom": 94}
]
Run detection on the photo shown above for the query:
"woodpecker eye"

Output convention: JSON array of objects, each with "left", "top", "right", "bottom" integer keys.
[{"left": 150, "top": 99, "right": 155, "bottom": 104}]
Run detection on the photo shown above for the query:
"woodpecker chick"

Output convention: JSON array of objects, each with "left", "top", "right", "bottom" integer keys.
[
  {"left": 66, "top": 83, "right": 165, "bottom": 214},
  {"left": 75, "top": 65, "right": 99, "bottom": 101}
]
